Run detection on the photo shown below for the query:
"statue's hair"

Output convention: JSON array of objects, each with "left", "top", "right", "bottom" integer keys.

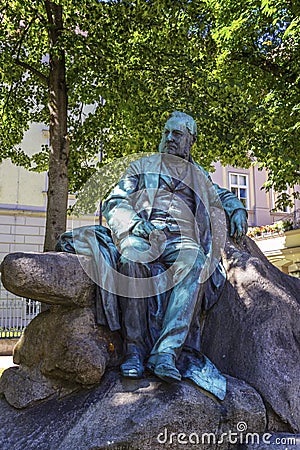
[{"left": 168, "top": 111, "right": 197, "bottom": 137}]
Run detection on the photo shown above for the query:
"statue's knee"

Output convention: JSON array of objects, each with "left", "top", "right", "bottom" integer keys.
[
  {"left": 178, "top": 248, "right": 204, "bottom": 269},
  {"left": 172, "top": 250, "right": 204, "bottom": 282}
]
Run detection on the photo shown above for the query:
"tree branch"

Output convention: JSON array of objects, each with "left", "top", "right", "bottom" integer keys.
[
  {"left": 230, "top": 35, "right": 299, "bottom": 83},
  {"left": 25, "top": 5, "right": 48, "bottom": 27},
  {"left": 9, "top": 14, "right": 48, "bottom": 85},
  {"left": 13, "top": 58, "right": 48, "bottom": 84},
  {"left": 12, "top": 16, "right": 36, "bottom": 57},
  {"left": 231, "top": 50, "right": 297, "bottom": 83},
  {"left": 44, "top": 0, "right": 54, "bottom": 26},
  {"left": 1, "top": 81, "right": 19, "bottom": 116}
]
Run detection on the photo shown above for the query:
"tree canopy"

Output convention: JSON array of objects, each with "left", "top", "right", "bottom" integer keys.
[
  {"left": 206, "top": 0, "right": 300, "bottom": 206},
  {"left": 0, "top": 0, "right": 299, "bottom": 237}
]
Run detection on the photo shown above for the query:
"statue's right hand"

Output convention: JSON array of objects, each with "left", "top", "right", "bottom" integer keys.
[{"left": 131, "top": 220, "right": 155, "bottom": 239}]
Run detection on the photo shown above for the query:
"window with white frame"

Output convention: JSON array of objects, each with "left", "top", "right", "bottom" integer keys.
[{"left": 229, "top": 173, "right": 249, "bottom": 209}]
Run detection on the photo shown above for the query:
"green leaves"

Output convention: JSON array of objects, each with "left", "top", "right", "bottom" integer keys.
[
  {"left": 203, "top": 0, "right": 300, "bottom": 207},
  {"left": 0, "top": 0, "right": 299, "bottom": 214}
]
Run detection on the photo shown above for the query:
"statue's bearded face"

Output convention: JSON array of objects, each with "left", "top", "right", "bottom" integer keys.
[{"left": 159, "top": 117, "right": 194, "bottom": 159}]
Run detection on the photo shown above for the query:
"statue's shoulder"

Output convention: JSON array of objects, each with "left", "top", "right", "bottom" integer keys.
[
  {"left": 127, "top": 153, "right": 160, "bottom": 173},
  {"left": 191, "top": 160, "right": 210, "bottom": 178}
]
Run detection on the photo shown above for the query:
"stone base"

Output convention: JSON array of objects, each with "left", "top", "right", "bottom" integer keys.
[
  {"left": 202, "top": 237, "right": 300, "bottom": 433},
  {"left": 1, "top": 240, "right": 300, "bottom": 435},
  {"left": 0, "top": 370, "right": 267, "bottom": 450},
  {"left": 0, "top": 307, "right": 122, "bottom": 408},
  {"left": 0, "top": 366, "right": 56, "bottom": 409}
]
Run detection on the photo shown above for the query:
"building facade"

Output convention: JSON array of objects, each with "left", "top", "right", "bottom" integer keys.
[{"left": 210, "top": 161, "right": 300, "bottom": 227}]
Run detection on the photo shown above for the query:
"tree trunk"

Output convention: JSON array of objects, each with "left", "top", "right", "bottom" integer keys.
[{"left": 43, "top": 1, "right": 69, "bottom": 252}]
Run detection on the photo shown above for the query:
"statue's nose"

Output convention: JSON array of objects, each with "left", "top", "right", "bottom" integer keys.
[{"left": 166, "top": 132, "right": 173, "bottom": 141}]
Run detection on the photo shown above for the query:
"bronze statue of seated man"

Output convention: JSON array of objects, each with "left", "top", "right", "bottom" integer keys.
[{"left": 100, "top": 111, "right": 248, "bottom": 399}]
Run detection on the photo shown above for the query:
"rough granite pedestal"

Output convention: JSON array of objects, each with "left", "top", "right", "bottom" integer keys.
[{"left": 0, "top": 236, "right": 299, "bottom": 449}]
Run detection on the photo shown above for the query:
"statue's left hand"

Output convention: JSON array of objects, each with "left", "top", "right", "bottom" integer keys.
[{"left": 230, "top": 209, "right": 248, "bottom": 242}]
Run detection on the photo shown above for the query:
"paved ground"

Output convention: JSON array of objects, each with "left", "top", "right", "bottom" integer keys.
[{"left": 0, "top": 356, "right": 15, "bottom": 370}]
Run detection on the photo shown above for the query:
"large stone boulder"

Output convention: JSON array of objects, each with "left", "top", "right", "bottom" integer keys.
[
  {"left": 0, "top": 307, "right": 121, "bottom": 408},
  {"left": 0, "top": 252, "right": 122, "bottom": 408},
  {"left": 0, "top": 370, "right": 267, "bottom": 450},
  {"left": 202, "top": 237, "right": 300, "bottom": 433},
  {"left": 1, "top": 252, "right": 95, "bottom": 306}
]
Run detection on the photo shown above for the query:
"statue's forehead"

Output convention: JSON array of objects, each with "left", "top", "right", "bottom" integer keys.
[{"left": 164, "top": 117, "right": 187, "bottom": 132}]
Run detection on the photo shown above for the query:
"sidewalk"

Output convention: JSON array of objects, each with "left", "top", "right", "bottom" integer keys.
[{"left": 0, "top": 356, "right": 16, "bottom": 370}]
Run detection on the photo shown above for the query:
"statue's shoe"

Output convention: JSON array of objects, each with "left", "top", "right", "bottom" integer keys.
[
  {"left": 180, "top": 353, "right": 226, "bottom": 401},
  {"left": 147, "top": 353, "right": 181, "bottom": 383},
  {"left": 120, "top": 353, "right": 144, "bottom": 379}
]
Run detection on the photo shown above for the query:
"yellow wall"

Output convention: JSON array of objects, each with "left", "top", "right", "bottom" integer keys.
[
  {"left": 0, "top": 123, "right": 47, "bottom": 208},
  {"left": 0, "top": 123, "right": 96, "bottom": 264}
]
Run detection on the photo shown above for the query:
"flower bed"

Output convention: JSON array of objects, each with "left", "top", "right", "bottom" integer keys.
[{"left": 247, "top": 220, "right": 294, "bottom": 239}]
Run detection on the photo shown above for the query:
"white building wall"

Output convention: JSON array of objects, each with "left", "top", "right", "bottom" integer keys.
[
  {"left": 0, "top": 124, "right": 97, "bottom": 264},
  {"left": 0, "top": 212, "right": 97, "bottom": 264}
]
